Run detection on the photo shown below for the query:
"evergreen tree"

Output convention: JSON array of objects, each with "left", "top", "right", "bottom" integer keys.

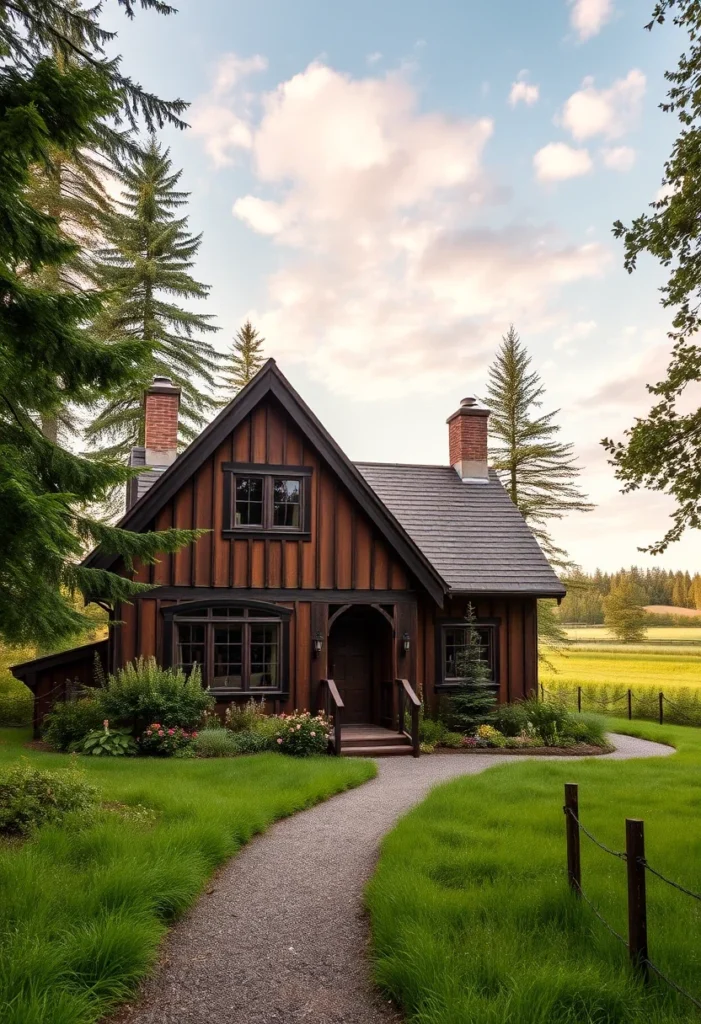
[
  {"left": 0, "top": 28, "right": 199, "bottom": 648},
  {"left": 485, "top": 325, "right": 594, "bottom": 569},
  {"left": 85, "top": 139, "right": 220, "bottom": 457},
  {"left": 222, "top": 320, "right": 265, "bottom": 397},
  {"left": 443, "top": 604, "right": 496, "bottom": 732},
  {"left": 604, "top": 1, "right": 701, "bottom": 554},
  {"left": 603, "top": 580, "right": 648, "bottom": 643}
]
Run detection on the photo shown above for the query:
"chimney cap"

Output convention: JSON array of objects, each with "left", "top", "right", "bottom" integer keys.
[
  {"left": 145, "top": 376, "right": 181, "bottom": 401},
  {"left": 446, "top": 395, "right": 489, "bottom": 424},
  {"left": 461, "top": 396, "right": 477, "bottom": 407}
]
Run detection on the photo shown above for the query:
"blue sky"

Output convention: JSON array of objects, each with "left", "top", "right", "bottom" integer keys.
[{"left": 106, "top": 0, "right": 697, "bottom": 573}]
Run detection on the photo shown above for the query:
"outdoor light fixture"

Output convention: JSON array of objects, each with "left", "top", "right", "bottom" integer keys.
[
  {"left": 313, "top": 631, "right": 324, "bottom": 656},
  {"left": 402, "top": 632, "right": 411, "bottom": 655}
]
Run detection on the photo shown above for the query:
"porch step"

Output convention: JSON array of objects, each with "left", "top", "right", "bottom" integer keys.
[
  {"left": 342, "top": 743, "right": 414, "bottom": 757},
  {"left": 342, "top": 732, "right": 409, "bottom": 748}
]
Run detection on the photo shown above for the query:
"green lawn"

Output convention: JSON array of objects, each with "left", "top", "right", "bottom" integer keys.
[
  {"left": 542, "top": 649, "right": 701, "bottom": 690},
  {"left": 0, "top": 728, "right": 375, "bottom": 1024},
  {"left": 367, "top": 719, "right": 701, "bottom": 1024}
]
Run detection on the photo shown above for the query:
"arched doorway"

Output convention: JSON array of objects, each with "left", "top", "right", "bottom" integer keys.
[{"left": 327, "top": 605, "right": 393, "bottom": 725}]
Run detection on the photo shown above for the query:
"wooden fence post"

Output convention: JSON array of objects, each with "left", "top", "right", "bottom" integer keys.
[
  {"left": 577, "top": 686, "right": 582, "bottom": 714},
  {"left": 659, "top": 692, "right": 664, "bottom": 725},
  {"left": 627, "top": 689, "right": 632, "bottom": 720},
  {"left": 626, "top": 818, "right": 649, "bottom": 982},
  {"left": 564, "top": 783, "right": 581, "bottom": 896}
]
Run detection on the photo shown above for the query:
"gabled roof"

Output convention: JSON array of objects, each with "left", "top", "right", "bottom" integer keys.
[
  {"left": 84, "top": 360, "right": 447, "bottom": 606},
  {"left": 356, "top": 463, "right": 566, "bottom": 597}
]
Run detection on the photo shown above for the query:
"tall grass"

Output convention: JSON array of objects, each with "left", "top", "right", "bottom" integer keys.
[
  {"left": 545, "top": 680, "right": 701, "bottom": 727},
  {"left": 0, "top": 728, "right": 374, "bottom": 1023},
  {"left": 367, "top": 719, "right": 701, "bottom": 1024}
]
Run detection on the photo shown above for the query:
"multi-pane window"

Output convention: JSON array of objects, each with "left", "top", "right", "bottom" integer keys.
[
  {"left": 235, "top": 477, "right": 264, "bottom": 526},
  {"left": 440, "top": 623, "right": 497, "bottom": 685},
  {"left": 173, "top": 606, "right": 284, "bottom": 692},
  {"left": 225, "top": 466, "right": 310, "bottom": 534}
]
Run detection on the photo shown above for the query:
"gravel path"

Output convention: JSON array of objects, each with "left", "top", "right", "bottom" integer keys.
[{"left": 116, "top": 733, "right": 673, "bottom": 1024}]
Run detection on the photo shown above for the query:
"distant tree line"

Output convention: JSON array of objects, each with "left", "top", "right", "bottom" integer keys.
[{"left": 559, "top": 567, "right": 701, "bottom": 624}]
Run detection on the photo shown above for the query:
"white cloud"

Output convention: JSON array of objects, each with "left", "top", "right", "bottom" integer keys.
[
  {"left": 553, "top": 319, "right": 597, "bottom": 350},
  {"left": 601, "top": 145, "right": 636, "bottom": 171},
  {"left": 561, "top": 70, "right": 645, "bottom": 141},
  {"left": 509, "top": 72, "right": 540, "bottom": 107},
  {"left": 570, "top": 0, "right": 614, "bottom": 41},
  {"left": 195, "top": 56, "right": 609, "bottom": 397},
  {"left": 534, "top": 142, "right": 593, "bottom": 181},
  {"left": 366, "top": 51, "right": 382, "bottom": 65},
  {"left": 190, "top": 52, "right": 267, "bottom": 167}
]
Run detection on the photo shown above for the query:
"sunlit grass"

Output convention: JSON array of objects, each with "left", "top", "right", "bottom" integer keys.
[
  {"left": 368, "top": 719, "right": 701, "bottom": 1024},
  {"left": 0, "top": 728, "right": 375, "bottom": 1024},
  {"left": 542, "top": 650, "right": 701, "bottom": 689}
]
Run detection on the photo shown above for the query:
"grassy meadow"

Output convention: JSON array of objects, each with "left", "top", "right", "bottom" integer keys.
[
  {"left": 541, "top": 649, "right": 701, "bottom": 691},
  {"left": 0, "top": 728, "right": 375, "bottom": 1024},
  {"left": 368, "top": 719, "right": 701, "bottom": 1024}
]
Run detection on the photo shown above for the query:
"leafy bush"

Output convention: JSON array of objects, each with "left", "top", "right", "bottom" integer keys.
[
  {"left": 99, "top": 658, "right": 213, "bottom": 731},
  {"left": 81, "top": 722, "right": 137, "bottom": 757},
  {"left": 138, "top": 723, "right": 196, "bottom": 757},
  {"left": 563, "top": 713, "right": 607, "bottom": 747},
  {"left": 476, "top": 724, "right": 507, "bottom": 748},
  {"left": 489, "top": 701, "right": 530, "bottom": 738},
  {"left": 273, "top": 711, "right": 330, "bottom": 756},
  {"left": 0, "top": 676, "right": 33, "bottom": 726},
  {"left": 225, "top": 697, "right": 268, "bottom": 733},
  {"left": 441, "top": 685, "right": 497, "bottom": 734},
  {"left": 419, "top": 717, "right": 446, "bottom": 745},
  {"left": 441, "top": 731, "right": 464, "bottom": 748},
  {"left": 229, "top": 730, "right": 273, "bottom": 754},
  {"left": 192, "top": 728, "right": 241, "bottom": 758},
  {"left": 0, "top": 761, "right": 98, "bottom": 836},
  {"left": 42, "top": 696, "right": 106, "bottom": 751},
  {"left": 518, "top": 697, "right": 570, "bottom": 746},
  {"left": 419, "top": 742, "right": 436, "bottom": 754}
]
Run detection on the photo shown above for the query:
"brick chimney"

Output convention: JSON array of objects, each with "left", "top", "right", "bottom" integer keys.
[
  {"left": 447, "top": 396, "right": 490, "bottom": 483},
  {"left": 126, "top": 376, "right": 181, "bottom": 509}
]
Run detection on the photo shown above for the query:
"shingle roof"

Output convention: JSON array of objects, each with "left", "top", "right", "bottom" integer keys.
[{"left": 355, "top": 462, "right": 565, "bottom": 596}]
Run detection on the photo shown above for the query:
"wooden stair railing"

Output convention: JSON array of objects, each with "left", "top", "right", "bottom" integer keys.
[
  {"left": 319, "top": 679, "right": 344, "bottom": 756},
  {"left": 395, "top": 678, "right": 421, "bottom": 758}
]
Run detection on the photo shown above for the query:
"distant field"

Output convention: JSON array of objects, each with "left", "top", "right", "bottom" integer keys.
[
  {"left": 564, "top": 625, "right": 701, "bottom": 645},
  {"left": 541, "top": 649, "right": 701, "bottom": 690},
  {"left": 645, "top": 604, "right": 701, "bottom": 617}
]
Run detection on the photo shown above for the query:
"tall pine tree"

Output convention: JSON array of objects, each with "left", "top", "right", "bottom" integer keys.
[
  {"left": 0, "top": 6, "right": 199, "bottom": 649},
  {"left": 485, "top": 325, "right": 594, "bottom": 569},
  {"left": 85, "top": 139, "right": 220, "bottom": 456},
  {"left": 222, "top": 320, "right": 265, "bottom": 397}
]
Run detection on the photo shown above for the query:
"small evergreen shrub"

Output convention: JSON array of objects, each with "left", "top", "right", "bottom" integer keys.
[
  {"left": 81, "top": 722, "right": 137, "bottom": 757},
  {"left": 442, "top": 686, "right": 497, "bottom": 734},
  {"left": 0, "top": 762, "right": 98, "bottom": 836},
  {"left": 99, "top": 658, "right": 213, "bottom": 731},
  {"left": 273, "top": 711, "right": 330, "bottom": 756},
  {"left": 192, "top": 728, "right": 242, "bottom": 758},
  {"left": 42, "top": 697, "right": 105, "bottom": 752},
  {"left": 0, "top": 677, "right": 33, "bottom": 727}
]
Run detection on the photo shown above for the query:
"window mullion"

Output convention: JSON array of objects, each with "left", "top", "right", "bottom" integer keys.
[{"left": 243, "top": 621, "right": 251, "bottom": 691}]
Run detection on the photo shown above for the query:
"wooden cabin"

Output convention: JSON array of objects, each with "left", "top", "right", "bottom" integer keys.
[{"left": 13, "top": 361, "right": 565, "bottom": 754}]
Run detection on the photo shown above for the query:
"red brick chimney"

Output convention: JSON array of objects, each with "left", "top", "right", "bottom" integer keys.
[
  {"left": 447, "top": 396, "right": 490, "bottom": 483},
  {"left": 144, "top": 376, "right": 180, "bottom": 466}
]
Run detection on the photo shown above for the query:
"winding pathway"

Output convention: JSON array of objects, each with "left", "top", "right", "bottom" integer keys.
[{"left": 116, "top": 733, "right": 673, "bottom": 1024}]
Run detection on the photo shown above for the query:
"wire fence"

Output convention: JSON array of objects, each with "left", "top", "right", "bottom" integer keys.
[
  {"left": 542, "top": 682, "right": 701, "bottom": 727},
  {"left": 563, "top": 783, "right": 701, "bottom": 1013}
]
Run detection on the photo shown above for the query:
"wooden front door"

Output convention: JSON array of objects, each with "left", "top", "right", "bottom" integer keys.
[{"left": 328, "top": 616, "right": 373, "bottom": 723}]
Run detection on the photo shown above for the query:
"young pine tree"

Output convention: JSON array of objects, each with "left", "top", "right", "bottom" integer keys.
[
  {"left": 86, "top": 138, "right": 220, "bottom": 457},
  {"left": 444, "top": 604, "right": 496, "bottom": 732},
  {"left": 223, "top": 320, "right": 265, "bottom": 398},
  {"left": 485, "top": 325, "right": 595, "bottom": 570}
]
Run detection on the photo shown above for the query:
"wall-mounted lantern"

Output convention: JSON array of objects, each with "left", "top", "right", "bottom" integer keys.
[
  {"left": 313, "top": 631, "right": 324, "bottom": 657},
  {"left": 402, "top": 632, "right": 411, "bottom": 655}
]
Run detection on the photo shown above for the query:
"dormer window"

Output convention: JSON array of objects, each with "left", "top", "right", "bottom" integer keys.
[{"left": 223, "top": 464, "right": 312, "bottom": 537}]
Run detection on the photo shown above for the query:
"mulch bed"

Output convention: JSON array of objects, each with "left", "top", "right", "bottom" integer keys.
[
  {"left": 22, "top": 740, "right": 53, "bottom": 753},
  {"left": 435, "top": 743, "right": 613, "bottom": 757}
]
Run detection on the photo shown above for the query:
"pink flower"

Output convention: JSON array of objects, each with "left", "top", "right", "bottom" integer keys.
[
  {"left": 276, "top": 738, "right": 283, "bottom": 745},
  {"left": 192, "top": 731, "right": 198, "bottom": 738},
  {"left": 146, "top": 730, "right": 152, "bottom": 736},
  {"left": 168, "top": 729, "right": 175, "bottom": 735},
  {"left": 297, "top": 724, "right": 301, "bottom": 730},
  {"left": 158, "top": 730, "right": 164, "bottom": 737},
  {"left": 310, "top": 732, "right": 316, "bottom": 737},
  {"left": 103, "top": 719, "right": 109, "bottom": 728}
]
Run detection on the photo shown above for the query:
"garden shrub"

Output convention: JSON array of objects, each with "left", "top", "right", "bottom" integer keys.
[
  {"left": 137, "top": 723, "right": 195, "bottom": 757},
  {"left": 192, "top": 728, "right": 242, "bottom": 758},
  {"left": 80, "top": 722, "right": 138, "bottom": 756},
  {"left": 419, "top": 717, "right": 446, "bottom": 745},
  {"left": 225, "top": 697, "right": 268, "bottom": 733},
  {"left": 564, "top": 713, "right": 607, "bottom": 747},
  {"left": 476, "top": 724, "right": 507, "bottom": 747},
  {"left": 441, "top": 685, "right": 497, "bottom": 734},
  {"left": 441, "top": 731, "right": 464, "bottom": 748},
  {"left": 273, "top": 711, "right": 330, "bottom": 756},
  {"left": 0, "top": 761, "right": 98, "bottom": 836},
  {"left": 489, "top": 701, "right": 530, "bottom": 737},
  {"left": 0, "top": 676, "right": 33, "bottom": 727},
  {"left": 517, "top": 697, "right": 571, "bottom": 746},
  {"left": 229, "top": 730, "right": 273, "bottom": 754},
  {"left": 99, "top": 658, "right": 213, "bottom": 731},
  {"left": 42, "top": 696, "right": 105, "bottom": 751}
]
